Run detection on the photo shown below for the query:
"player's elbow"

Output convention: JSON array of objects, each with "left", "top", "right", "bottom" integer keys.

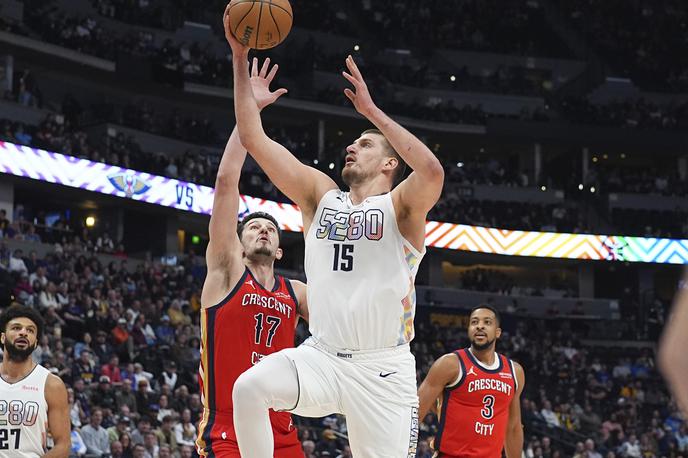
[
  {"left": 420, "top": 159, "right": 445, "bottom": 183},
  {"left": 237, "top": 129, "right": 265, "bottom": 155},
  {"left": 215, "top": 172, "right": 237, "bottom": 189}
]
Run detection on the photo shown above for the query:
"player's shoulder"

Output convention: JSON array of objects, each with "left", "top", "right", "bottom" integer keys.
[
  {"left": 45, "top": 372, "right": 68, "bottom": 402},
  {"left": 511, "top": 360, "right": 525, "bottom": 379},
  {"left": 433, "top": 351, "right": 462, "bottom": 373},
  {"left": 45, "top": 372, "right": 67, "bottom": 391}
]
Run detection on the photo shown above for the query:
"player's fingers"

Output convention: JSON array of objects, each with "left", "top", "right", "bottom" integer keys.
[
  {"left": 342, "top": 71, "right": 358, "bottom": 87},
  {"left": 273, "top": 88, "right": 288, "bottom": 99},
  {"left": 343, "top": 88, "right": 355, "bottom": 102},
  {"left": 266, "top": 63, "right": 279, "bottom": 82},
  {"left": 224, "top": 2, "right": 231, "bottom": 18},
  {"left": 260, "top": 57, "right": 271, "bottom": 78},
  {"left": 346, "top": 55, "right": 363, "bottom": 80},
  {"left": 251, "top": 57, "right": 259, "bottom": 77}
]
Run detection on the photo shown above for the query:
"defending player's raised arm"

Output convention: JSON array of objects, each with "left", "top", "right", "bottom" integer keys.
[
  {"left": 223, "top": 11, "right": 337, "bottom": 221},
  {"left": 342, "top": 55, "right": 444, "bottom": 215},
  {"left": 659, "top": 272, "right": 688, "bottom": 416},
  {"left": 504, "top": 362, "right": 525, "bottom": 458},
  {"left": 205, "top": 58, "right": 288, "bottom": 305},
  {"left": 418, "top": 353, "right": 460, "bottom": 420},
  {"left": 206, "top": 127, "right": 246, "bottom": 276},
  {"left": 44, "top": 374, "right": 70, "bottom": 458}
]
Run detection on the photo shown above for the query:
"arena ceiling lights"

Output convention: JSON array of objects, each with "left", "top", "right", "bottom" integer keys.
[{"left": 2, "top": 141, "right": 687, "bottom": 265}]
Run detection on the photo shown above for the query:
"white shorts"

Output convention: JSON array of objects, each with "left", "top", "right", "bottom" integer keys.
[{"left": 281, "top": 337, "right": 419, "bottom": 458}]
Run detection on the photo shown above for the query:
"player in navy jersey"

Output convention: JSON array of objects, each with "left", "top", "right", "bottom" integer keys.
[{"left": 418, "top": 306, "right": 525, "bottom": 458}]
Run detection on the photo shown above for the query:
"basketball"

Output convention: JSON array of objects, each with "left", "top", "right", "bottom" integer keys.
[{"left": 227, "top": 0, "right": 293, "bottom": 50}]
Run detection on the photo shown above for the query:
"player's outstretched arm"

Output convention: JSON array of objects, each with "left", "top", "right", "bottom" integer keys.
[
  {"left": 44, "top": 374, "right": 70, "bottom": 458},
  {"left": 223, "top": 10, "right": 336, "bottom": 223},
  {"left": 342, "top": 56, "right": 444, "bottom": 243},
  {"left": 418, "top": 353, "right": 459, "bottom": 420},
  {"left": 659, "top": 275, "right": 688, "bottom": 416},
  {"left": 204, "top": 58, "right": 288, "bottom": 307},
  {"left": 505, "top": 362, "right": 525, "bottom": 458}
]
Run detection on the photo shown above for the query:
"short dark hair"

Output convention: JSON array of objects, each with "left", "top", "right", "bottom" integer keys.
[
  {"left": 469, "top": 304, "right": 501, "bottom": 326},
  {"left": 237, "top": 212, "right": 282, "bottom": 244},
  {"left": 361, "top": 129, "right": 407, "bottom": 186},
  {"left": 0, "top": 304, "right": 44, "bottom": 347}
]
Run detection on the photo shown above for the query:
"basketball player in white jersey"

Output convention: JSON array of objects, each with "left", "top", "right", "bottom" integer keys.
[
  {"left": 0, "top": 304, "right": 70, "bottom": 457},
  {"left": 224, "top": 8, "right": 444, "bottom": 456}
]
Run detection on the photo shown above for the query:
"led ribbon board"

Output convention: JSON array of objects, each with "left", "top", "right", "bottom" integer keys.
[{"left": 2, "top": 141, "right": 687, "bottom": 264}]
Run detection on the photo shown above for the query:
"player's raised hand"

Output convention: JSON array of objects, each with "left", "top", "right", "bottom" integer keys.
[
  {"left": 250, "top": 57, "right": 288, "bottom": 111},
  {"left": 342, "top": 55, "right": 377, "bottom": 118},
  {"left": 223, "top": 3, "right": 249, "bottom": 57}
]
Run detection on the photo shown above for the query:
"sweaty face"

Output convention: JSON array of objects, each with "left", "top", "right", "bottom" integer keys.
[
  {"left": 467, "top": 309, "right": 501, "bottom": 351},
  {"left": 342, "top": 133, "right": 393, "bottom": 187},
  {"left": 1, "top": 317, "right": 39, "bottom": 362},
  {"left": 240, "top": 218, "right": 281, "bottom": 260}
]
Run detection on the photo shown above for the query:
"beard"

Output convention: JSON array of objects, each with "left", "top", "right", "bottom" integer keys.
[
  {"left": 247, "top": 245, "right": 274, "bottom": 260},
  {"left": 470, "top": 337, "right": 496, "bottom": 352},
  {"left": 5, "top": 339, "right": 36, "bottom": 362},
  {"left": 342, "top": 166, "right": 366, "bottom": 187}
]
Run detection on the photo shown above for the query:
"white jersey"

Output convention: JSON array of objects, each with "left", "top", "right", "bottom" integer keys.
[
  {"left": 0, "top": 364, "right": 50, "bottom": 458},
  {"left": 305, "top": 189, "right": 425, "bottom": 350}
]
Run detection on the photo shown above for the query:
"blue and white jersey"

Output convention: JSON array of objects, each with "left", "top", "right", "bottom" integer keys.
[{"left": 305, "top": 189, "right": 425, "bottom": 350}]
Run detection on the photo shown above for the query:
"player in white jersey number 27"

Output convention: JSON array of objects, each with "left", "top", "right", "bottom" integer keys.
[
  {"left": 0, "top": 305, "right": 70, "bottom": 458},
  {"left": 224, "top": 9, "right": 445, "bottom": 457}
]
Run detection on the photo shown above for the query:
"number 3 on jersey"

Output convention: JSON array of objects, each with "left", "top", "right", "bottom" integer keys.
[{"left": 481, "top": 395, "right": 495, "bottom": 419}]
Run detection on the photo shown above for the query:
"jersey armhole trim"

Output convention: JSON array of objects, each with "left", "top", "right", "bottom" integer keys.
[
  {"left": 386, "top": 192, "right": 427, "bottom": 259},
  {"left": 508, "top": 358, "right": 518, "bottom": 392},
  {"left": 446, "top": 350, "right": 466, "bottom": 391},
  {"left": 284, "top": 278, "right": 300, "bottom": 312},
  {"left": 204, "top": 268, "right": 249, "bottom": 310}
]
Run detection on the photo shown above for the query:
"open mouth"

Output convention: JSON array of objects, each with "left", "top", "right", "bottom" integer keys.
[
  {"left": 14, "top": 338, "right": 29, "bottom": 346},
  {"left": 345, "top": 155, "right": 355, "bottom": 165},
  {"left": 474, "top": 333, "right": 487, "bottom": 339}
]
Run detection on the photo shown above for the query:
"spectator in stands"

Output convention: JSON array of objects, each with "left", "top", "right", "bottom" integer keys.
[
  {"left": 154, "top": 415, "right": 179, "bottom": 455},
  {"left": 81, "top": 408, "right": 111, "bottom": 457},
  {"left": 142, "top": 431, "right": 159, "bottom": 458},
  {"left": 73, "top": 348, "right": 98, "bottom": 385},
  {"left": 174, "top": 408, "right": 196, "bottom": 447},
  {"left": 9, "top": 248, "right": 28, "bottom": 273}
]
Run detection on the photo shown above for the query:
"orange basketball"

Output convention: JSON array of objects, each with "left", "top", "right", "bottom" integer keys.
[{"left": 227, "top": 0, "right": 293, "bottom": 50}]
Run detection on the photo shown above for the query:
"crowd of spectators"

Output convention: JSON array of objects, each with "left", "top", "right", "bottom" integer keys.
[
  {"left": 557, "top": 0, "right": 688, "bottom": 92},
  {"left": 456, "top": 267, "right": 577, "bottom": 299},
  {"left": 429, "top": 196, "right": 588, "bottom": 234},
  {"left": 610, "top": 208, "right": 688, "bottom": 239},
  {"left": 0, "top": 236, "right": 683, "bottom": 457},
  {"left": 585, "top": 165, "right": 688, "bottom": 198},
  {"left": 559, "top": 97, "right": 688, "bottom": 131},
  {"left": 349, "top": 0, "right": 571, "bottom": 58},
  {"left": 12, "top": 1, "right": 688, "bottom": 130}
]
